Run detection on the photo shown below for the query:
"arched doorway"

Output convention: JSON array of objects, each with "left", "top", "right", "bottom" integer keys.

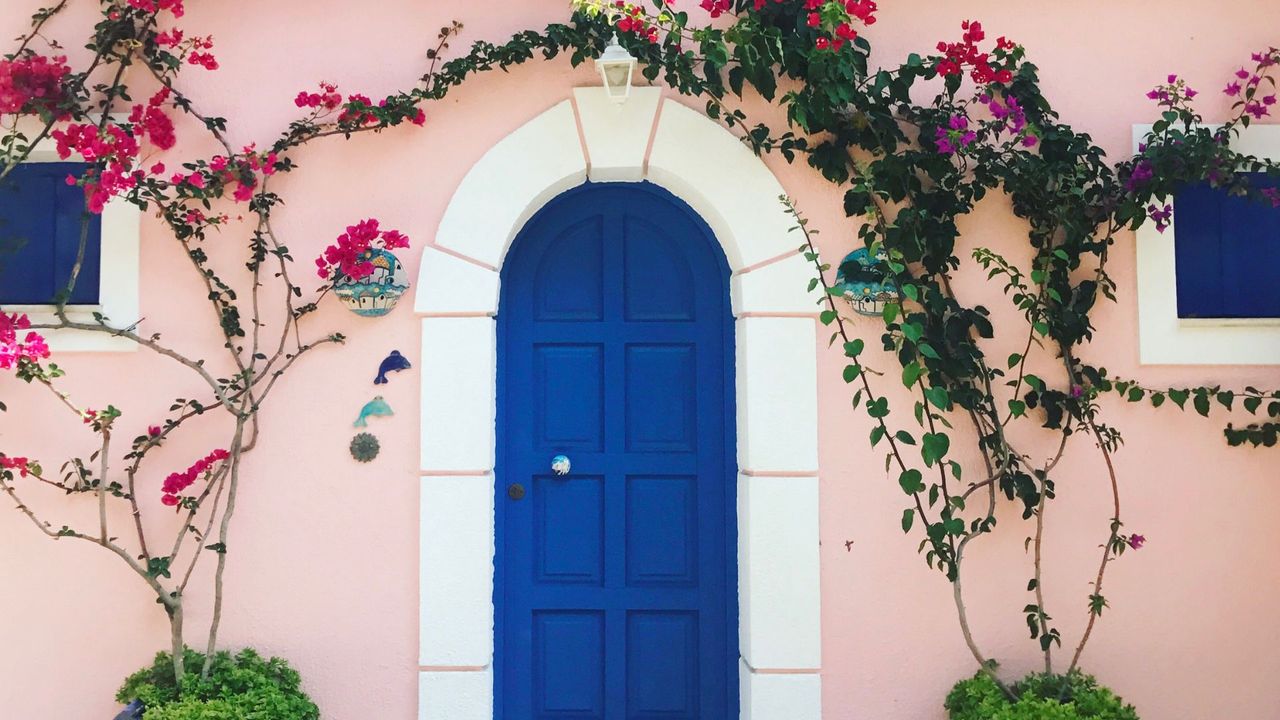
[
  {"left": 416, "top": 89, "right": 822, "bottom": 720},
  {"left": 495, "top": 182, "right": 737, "bottom": 717}
]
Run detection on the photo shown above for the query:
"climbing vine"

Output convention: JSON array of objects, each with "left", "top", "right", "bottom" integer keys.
[
  {"left": 0, "top": 0, "right": 601, "bottom": 691},
  {"left": 563, "top": 0, "right": 1280, "bottom": 693}
]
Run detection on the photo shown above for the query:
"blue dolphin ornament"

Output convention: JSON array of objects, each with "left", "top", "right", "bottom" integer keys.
[{"left": 375, "top": 350, "right": 412, "bottom": 384}]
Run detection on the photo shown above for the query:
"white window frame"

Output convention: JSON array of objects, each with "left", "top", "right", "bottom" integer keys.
[
  {"left": 1133, "top": 123, "right": 1280, "bottom": 365},
  {"left": 2, "top": 117, "right": 140, "bottom": 352}
]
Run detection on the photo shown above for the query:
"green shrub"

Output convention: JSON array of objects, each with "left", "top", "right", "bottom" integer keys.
[
  {"left": 946, "top": 671, "right": 1139, "bottom": 720},
  {"left": 117, "top": 648, "right": 319, "bottom": 720}
]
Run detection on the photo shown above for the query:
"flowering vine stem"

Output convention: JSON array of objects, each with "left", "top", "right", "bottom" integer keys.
[
  {"left": 0, "top": 0, "right": 641, "bottom": 691},
  {"left": 557, "top": 0, "right": 1280, "bottom": 694}
]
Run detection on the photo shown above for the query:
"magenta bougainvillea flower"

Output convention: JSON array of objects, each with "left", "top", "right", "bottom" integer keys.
[
  {"left": 0, "top": 313, "right": 49, "bottom": 371},
  {"left": 161, "top": 448, "right": 231, "bottom": 506},
  {"left": 1127, "top": 534, "right": 1146, "bottom": 550},
  {"left": 314, "top": 220, "right": 412, "bottom": 282}
]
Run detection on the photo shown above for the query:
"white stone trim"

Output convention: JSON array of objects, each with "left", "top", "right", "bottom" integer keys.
[
  {"left": 417, "top": 88, "right": 822, "bottom": 718},
  {"left": 732, "top": 251, "right": 824, "bottom": 317},
  {"left": 434, "top": 100, "right": 587, "bottom": 270},
  {"left": 648, "top": 100, "right": 797, "bottom": 271},
  {"left": 574, "top": 86, "right": 661, "bottom": 183},
  {"left": 1133, "top": 123, "right": 1280, "bottom": 365},
  {"left": 5, "top": 118, "right": 141, "bottom": 353},
  {"left": 418, "top": 317, "right": 496, "bottom": 473},
  {"left": 739, "top": 662, "right": 822, "bottom": 720},
  {"left": 419, "top": 474, "right": 495, "bottom": 667},
  {"left": 736, "top": 317, "right": 820, "bottom": 473},
  {"left": 738, "top": 473, "right": 822, "bottom": 670},
  {"left": 412, "top": 247, "right": 500, "bottom": 316},
  {"left": 418, "top": 667, "right": 493, "bottom": 720}
]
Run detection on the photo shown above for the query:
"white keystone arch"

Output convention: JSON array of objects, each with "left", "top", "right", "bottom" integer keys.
[{"left": 416, "top": 87, "right": 823, "bottom": 720}]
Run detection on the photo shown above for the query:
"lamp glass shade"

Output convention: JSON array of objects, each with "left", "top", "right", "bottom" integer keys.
[{"left": 596, "top": 35, "right": 637, "bottom": 103}]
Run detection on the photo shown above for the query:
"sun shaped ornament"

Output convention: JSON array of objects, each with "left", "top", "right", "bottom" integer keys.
[{"left": 349, "top": 432, "right": 381, "bottom": 463}]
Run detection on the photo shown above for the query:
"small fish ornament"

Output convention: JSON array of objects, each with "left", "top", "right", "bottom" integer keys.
[
  {"left": 375, "top": 350, "right": 412, "bottom": 385},
  {"left": 354, "top": 396, "right": 394, "bottom": 428}
]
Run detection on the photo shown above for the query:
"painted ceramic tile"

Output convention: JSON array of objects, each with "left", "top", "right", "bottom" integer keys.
[
  {"left": 333, "top": 248, "right": 410, "bottom": 317},
  {"left": 834, "top": 247, "right": 898, "bottom": 317}
]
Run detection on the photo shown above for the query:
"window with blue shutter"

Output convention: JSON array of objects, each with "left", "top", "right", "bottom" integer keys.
[
  {"left": 0, "top": 162, "right": 102, "bottom": 305},
  {"left": 1173, "top": 172, "right": 1280, "bottom": 319}
]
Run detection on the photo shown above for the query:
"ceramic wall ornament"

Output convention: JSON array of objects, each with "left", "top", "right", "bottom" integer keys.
[
  {"left": 374, "top": 350, "right": 412, "bottom": 385},
  {"left": 354, "top": 396, "right": 394, "bottom": 427},
  {"left": 333, "top": 248, "right": 410, "bottom": 317},
  {"left": 350, "top": 432, "right": 381, "bottom": 463},
  {"left": 834, "top": 247, "right": 899, "bottom": 317},
  {"left": 551, "top": 454, "right": 571, "bottom": 476}
]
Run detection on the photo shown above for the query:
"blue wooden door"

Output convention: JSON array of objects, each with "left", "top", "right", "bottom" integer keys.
[{"left": 497, "top": 183, "right": 738, "bottom": 720}]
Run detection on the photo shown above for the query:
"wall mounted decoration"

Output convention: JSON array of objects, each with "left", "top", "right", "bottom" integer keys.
[
  {"left": 333, "top": 248, "right": 410, "bottom": 317},
  {"left": 349, "top": 433, "right": 380, "bottom": 463},
  {"left": 834, "top": 247, "right": 898, "bottom": 317},
  {"left": 551, "top": 454, "right": 571, "bottom": 476},
  {"left": 374, "top": 350, "right": 412, "bottom": 385},
  {"left": 354, "top": 396, "right": 394, "bottom": 428}
]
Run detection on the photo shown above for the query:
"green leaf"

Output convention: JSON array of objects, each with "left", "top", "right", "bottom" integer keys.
[
  {"left": 901, "top": 508, "right": 915, "bottom": 533},
  {"left": 1007, "top": 352, "right": 1023, "bottom": 369},
  {"left": 901, "top": 322, "right": 923, "bottom": 343},
  {"left": 902, "top": 362, "right": 924, "bottom": 388},
  {"left": 898, "top": 469, "right": 925, "bottom": 495},
  {"left": 843, "top": 364, "right": 862, "bottom": 383},
  {"left": 922, "top": 432, "right": 950, "bottom": 466},
  {"left": 870, "top": 425, "right": 886, "bottom": 447},
  {"left": 1007, "top": 399, "right": 1026, "bottom": 417},
  {"left": 924, "top": 386, "right": 950, "bottom": 410},
  {"left": 895, "top": 430, "right": 916, "bottom": 445},
  {"left": 882, "top": 302, "right": 900, "bottom": 324},
  {"left": 843, "top": 339, "right": 865, "bottom": 357},
  {"left": 867, "top": 397, "right": 890, "bottom": 419},
  {"left": 1194, "top": 393, "right": 1211, "bottom": 417}
]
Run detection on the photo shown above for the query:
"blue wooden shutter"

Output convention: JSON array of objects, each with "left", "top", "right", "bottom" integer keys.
[
  {"left": 0, "top": 162, "right": 102, "bottom": 305},
  {"left": 1174, "top": 173, "right": 1280, "bottom": 318}
]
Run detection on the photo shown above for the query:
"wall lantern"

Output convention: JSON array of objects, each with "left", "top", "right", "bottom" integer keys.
[{"left": 596, "top": 34, "right": 638, "bottom": 103}]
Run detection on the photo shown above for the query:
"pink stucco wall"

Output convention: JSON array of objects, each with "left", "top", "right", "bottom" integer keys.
[{"left": 2, "top": 2, "right": 1278, "bottom": 718}]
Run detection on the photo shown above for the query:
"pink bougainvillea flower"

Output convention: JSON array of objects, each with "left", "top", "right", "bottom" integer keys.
[
  {"left": 1128, "top": 534, "right": 1146, "bottom": 550},
  {"left": 314, "top": 220, "right": 412, "bottom": 282},
  {"left": 0, "top": 313, "right": 50, "bottom": 370},
  {"left": 148, "top": 425, "right": 163, "bottom": 437},
  {"left": 161, "top": 448, "right": 230, "bottom": 506},
  {"left": 1147, "top": 203, "right": 1173, "bottom": 233},
  {"left": 0, "top": 454, "right": 34, "bottom": 477},
  {"left": 0, "top": 53, "right": 72, "bottom": 116}
]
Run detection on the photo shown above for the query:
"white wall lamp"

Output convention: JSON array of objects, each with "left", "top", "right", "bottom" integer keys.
[{"left": 596, "top": 34, "right": 638, "bottom": 104}]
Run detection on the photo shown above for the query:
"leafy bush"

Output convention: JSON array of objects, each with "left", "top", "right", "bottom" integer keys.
[
  {"left": 946, "top": 672, "right": 1139, "bottom": 720},
  {"left": 117, "top": 648, "right": 319, "bottom": 720}
]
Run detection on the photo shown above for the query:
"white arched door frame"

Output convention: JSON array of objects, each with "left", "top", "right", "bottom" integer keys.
[{"left": 415, "top": 87, "right": 823, "bottom": 720}]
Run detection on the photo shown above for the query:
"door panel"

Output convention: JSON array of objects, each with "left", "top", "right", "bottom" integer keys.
[{"left": 498, "top": 183, "right": 737, "bottom": 720}]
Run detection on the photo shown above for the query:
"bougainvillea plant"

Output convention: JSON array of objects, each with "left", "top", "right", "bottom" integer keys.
[
  {"left": 0, "top": 0, "right": 579, "bottom": 692},
  {"left": 559, "top": 0, "right": 1280, "bottom": 701}
]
